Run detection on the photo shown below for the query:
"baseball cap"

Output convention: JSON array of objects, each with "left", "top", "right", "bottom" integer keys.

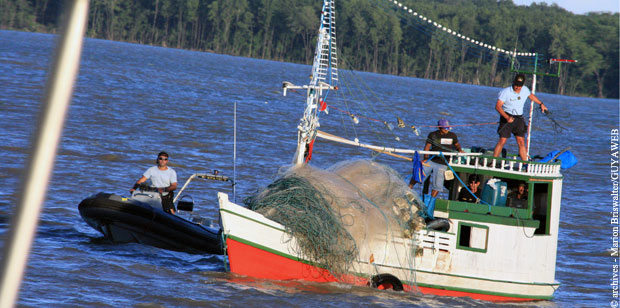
[{"left": 513, "top": 73, "right": 526, "bottom": 87}]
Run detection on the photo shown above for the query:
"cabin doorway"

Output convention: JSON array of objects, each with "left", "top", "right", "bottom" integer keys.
[{"left": 532, "top": 182, "right": 551, "bottom": 235}]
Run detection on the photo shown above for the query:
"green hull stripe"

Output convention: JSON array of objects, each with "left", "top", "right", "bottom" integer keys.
[
  {"left": 409, "top": 280, "right": 555, "bottom": 300},
  {"left": 369, "top": 258, "right": 557, "bottom": 287},
  {"left": 221, "top": 208, "right": 285, "bottom": 232},
  {"left": 448, "top": 211, "right": 540, "bottom": 228},
  {"left": 228, "top": 234, "right": 305, "bottom": 263}
]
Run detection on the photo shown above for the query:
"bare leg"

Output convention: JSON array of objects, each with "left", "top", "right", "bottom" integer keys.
[
  {"left": 515, "top": 135, "right": 527, "bottom": 161},
  {"left": 431, "top": 190, "right": 439, "bottom": 197},
  {"left": 493, "top": 137, "right": 508, "bottom": 157}
]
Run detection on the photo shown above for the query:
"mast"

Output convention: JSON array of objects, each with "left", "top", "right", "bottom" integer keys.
[
  {"left": 525, "top": 71, "right": 537, "bottom": 160},
  {"left": 284, "top": 0, "right": 339, "bottom": 166},
  {"left": 511, "top": 54, "right": 576, "bottom": 161},
  {"left": 524, "top": 53, "right": 540, "bottom": 160}
]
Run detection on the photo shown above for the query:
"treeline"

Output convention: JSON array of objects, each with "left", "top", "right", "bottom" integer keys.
[{"left": 1, "top": 0, "right": 617, "bottom": 98}]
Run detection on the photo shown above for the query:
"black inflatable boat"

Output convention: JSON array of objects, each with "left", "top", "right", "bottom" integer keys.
[{"left": 79, "top": 173, "right": 230, "bottom": 255}]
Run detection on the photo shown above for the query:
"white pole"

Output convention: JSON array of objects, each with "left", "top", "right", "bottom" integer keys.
[
  {"left": 233, "top": 102, "right": 237, "bottom": 203},
  {"left": 526, "top": 73, "right": 536, "bottom": 160},
  {"left": 0, "top": 1, "right": 89, "bottom": 307}
]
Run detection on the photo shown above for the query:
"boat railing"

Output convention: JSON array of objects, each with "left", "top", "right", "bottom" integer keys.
[
  {"left": 174, "top": 172, "right": 232, "bottom": 203},
  {"left": 447, "top": 154, "right": 562, "bottom": 177}
]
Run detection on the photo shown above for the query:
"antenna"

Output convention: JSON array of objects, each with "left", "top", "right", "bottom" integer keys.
[
  {"left": 233, "top": 101, "right": 237, "bottom": 203},
  {"left": 510, "top": 54, "right": 577, "bottom": 159}
]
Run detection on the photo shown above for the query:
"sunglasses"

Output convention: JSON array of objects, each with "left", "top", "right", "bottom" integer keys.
[{"left": 158, "top": 157, "right": 168, "bottom": 161}]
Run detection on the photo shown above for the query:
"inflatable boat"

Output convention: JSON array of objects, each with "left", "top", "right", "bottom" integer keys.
[{"left": 78, "top": 173, "right": 230, "bottom": 255}]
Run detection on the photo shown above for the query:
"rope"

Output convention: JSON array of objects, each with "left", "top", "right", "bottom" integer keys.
[
  {"left": 326, "top": 100, "right": 498, "bottom": 130},
  {"left": 380, "top": 0, "right": 537, "bottom": 57},
  {"left": 439, "top": 153, "right": 492, "bottom": 212}
]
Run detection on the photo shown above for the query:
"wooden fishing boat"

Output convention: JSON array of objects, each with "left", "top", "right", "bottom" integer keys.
[{"left": 218, "top": 0, "right": 564, "bottom": 301}]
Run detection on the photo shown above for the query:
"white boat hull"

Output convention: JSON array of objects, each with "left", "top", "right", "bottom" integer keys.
[{"left": 218, "top": 192, "right": 560, "bottom": 301}]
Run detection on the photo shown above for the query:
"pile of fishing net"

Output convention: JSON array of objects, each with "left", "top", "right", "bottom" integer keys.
[{"left": 244, "top": 159, "right": 426, "bottom": 277}]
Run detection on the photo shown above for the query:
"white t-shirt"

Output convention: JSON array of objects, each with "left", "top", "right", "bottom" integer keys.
[
  {"left": 143, "top": 166, "right": 177, "bottom": 194},
  {"left": 498, "top": 85, "right": 531, "bottom": 116}
]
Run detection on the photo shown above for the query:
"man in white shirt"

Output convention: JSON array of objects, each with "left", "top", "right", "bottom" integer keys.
[
  {"left": 130, "top": 151, "right": 178, "bottom": 214},
  {"left": 493, "top": 73, "right": 548, "bottom": 161}
]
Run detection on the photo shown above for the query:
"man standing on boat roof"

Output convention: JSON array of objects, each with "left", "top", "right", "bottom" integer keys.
[
  {"left": 130, "top": 151, "right": 178, "bottom": 214},
  {"left": 410, "top": 119, "right": 463, "bottom": 198},
  {"left": 493, "top": 73, "right": 548, "bottom": 161}
]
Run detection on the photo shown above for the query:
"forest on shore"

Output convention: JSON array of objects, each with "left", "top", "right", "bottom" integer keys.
[{"left": 2, "top": 0, "right": 618, "bottom": 98}]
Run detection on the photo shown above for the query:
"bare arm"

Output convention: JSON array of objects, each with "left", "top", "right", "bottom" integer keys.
[
  {"left": 495, "top": 99, "right": 513, "bottom": 123},
  {"left": 528, "top": 93, "right": 548, "bottom": 113},
  {"left": 454, "top": 141, "right": 464, "bottom": 153},
  {"left": 158, "top": 182, "right": 177, "bottom": 193},
  {"left": 130, "top": 176, "right": 148, "bottom": 193},
  {"left": 422, "top": 142, "right": 432, "bottom": 162}
]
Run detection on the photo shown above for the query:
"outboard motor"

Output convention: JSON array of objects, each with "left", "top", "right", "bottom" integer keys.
[{"left": 177, "top": 195, "right": 194, "bottom": 212}]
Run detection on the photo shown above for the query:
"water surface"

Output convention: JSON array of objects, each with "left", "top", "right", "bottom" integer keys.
[{"left": 0, "top": 30, "right": 617, "bottom": 307}]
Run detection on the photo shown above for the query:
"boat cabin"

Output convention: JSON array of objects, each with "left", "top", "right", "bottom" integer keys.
[{"left": 429, "top": 152, "right": 562, "bottom": 237}]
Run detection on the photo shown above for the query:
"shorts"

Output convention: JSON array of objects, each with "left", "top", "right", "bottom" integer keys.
[
  {"left": 422, "top": 161, "right": 448, "bottom": 193},
  {"left": 161, "top": 192, "right": 175, "bottom": 214},
  {"left": 497, "top": 115, "right": 526, "bottom": 138}
]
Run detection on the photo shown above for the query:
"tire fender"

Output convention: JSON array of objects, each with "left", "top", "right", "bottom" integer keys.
[{"left": 368, "top": 273, "right": 404, "bottom": 291}]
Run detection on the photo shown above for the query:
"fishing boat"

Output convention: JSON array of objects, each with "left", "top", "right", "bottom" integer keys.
[
  {"left": 79, "top": 173, "right": 229, "bottom": 255},
  {"left": 218, "top": 0, "right": 565, "bottom": 301}
]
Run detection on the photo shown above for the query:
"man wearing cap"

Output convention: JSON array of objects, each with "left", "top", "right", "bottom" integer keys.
[
  {"left": 130, "top": 151, "right": 178, "bottom": 214},
  {"left": 493, "top": 73, "right": 548, "bottom": 161},
  {"left": 410, "top": 119, "right": 463, "bottom": 198},
  {"left": 409, "top": 119, "right": 463, "bottom": 220},
  {"left": 457, "top": 174, "right": 481, "bottom": 203}
]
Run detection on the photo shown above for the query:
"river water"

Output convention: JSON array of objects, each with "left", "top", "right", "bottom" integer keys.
[{"left": 1, "top": 30, "right": 618, "bottom": 307}]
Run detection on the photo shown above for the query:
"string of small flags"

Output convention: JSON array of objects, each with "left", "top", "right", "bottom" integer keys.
[{"left": 383, "top": 0, "right": 536, "bottom": 57}]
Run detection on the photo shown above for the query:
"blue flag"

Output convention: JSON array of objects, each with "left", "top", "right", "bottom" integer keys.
[
  {"left": 411, "top": 151, "right": 425, "bottom": 184},
  {"left": 540, "top": 150, "right": 578, "bottom": 169}
]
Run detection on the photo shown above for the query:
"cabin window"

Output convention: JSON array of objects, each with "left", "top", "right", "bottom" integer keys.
[
  {"left": 506, "top": 180, "right": 529, "bottom": 209},
  {"left": 456, "top": 222, "right": 488, "bottom": 253},
  {"left": 451, "top": 172, "right": 483, "bottom": 203},
  {"left": 532, "top": 182, "right": 551, "bottom": 235},
  {"left": 450, "top": 173, "right": 529, "bottom": 209}
]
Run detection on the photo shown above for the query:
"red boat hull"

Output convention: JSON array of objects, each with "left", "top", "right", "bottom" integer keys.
[{"left": 226, "top": 238, "right": 540, "bottom": 302}]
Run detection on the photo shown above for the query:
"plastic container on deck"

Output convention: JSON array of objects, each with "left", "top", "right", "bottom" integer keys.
[{"left": 481, "top": 180, "right": 507, "bottom": 207}]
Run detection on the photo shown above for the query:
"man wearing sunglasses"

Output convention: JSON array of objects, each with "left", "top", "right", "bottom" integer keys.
[{"left": 130, "top": 151, "right": 178, "bottom": 214}]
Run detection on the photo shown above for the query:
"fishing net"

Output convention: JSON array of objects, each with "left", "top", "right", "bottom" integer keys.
[{"left": 245, "top": 159, "right": 426, "bottom": 278}]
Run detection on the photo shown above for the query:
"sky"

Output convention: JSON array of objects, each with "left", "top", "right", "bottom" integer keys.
[{"left": 512, "top": 0, "right": 619, "bottom": 14}]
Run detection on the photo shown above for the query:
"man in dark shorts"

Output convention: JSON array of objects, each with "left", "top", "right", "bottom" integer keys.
[{"left": 493, "top": 73, "right": 548, "bottom": 161}]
